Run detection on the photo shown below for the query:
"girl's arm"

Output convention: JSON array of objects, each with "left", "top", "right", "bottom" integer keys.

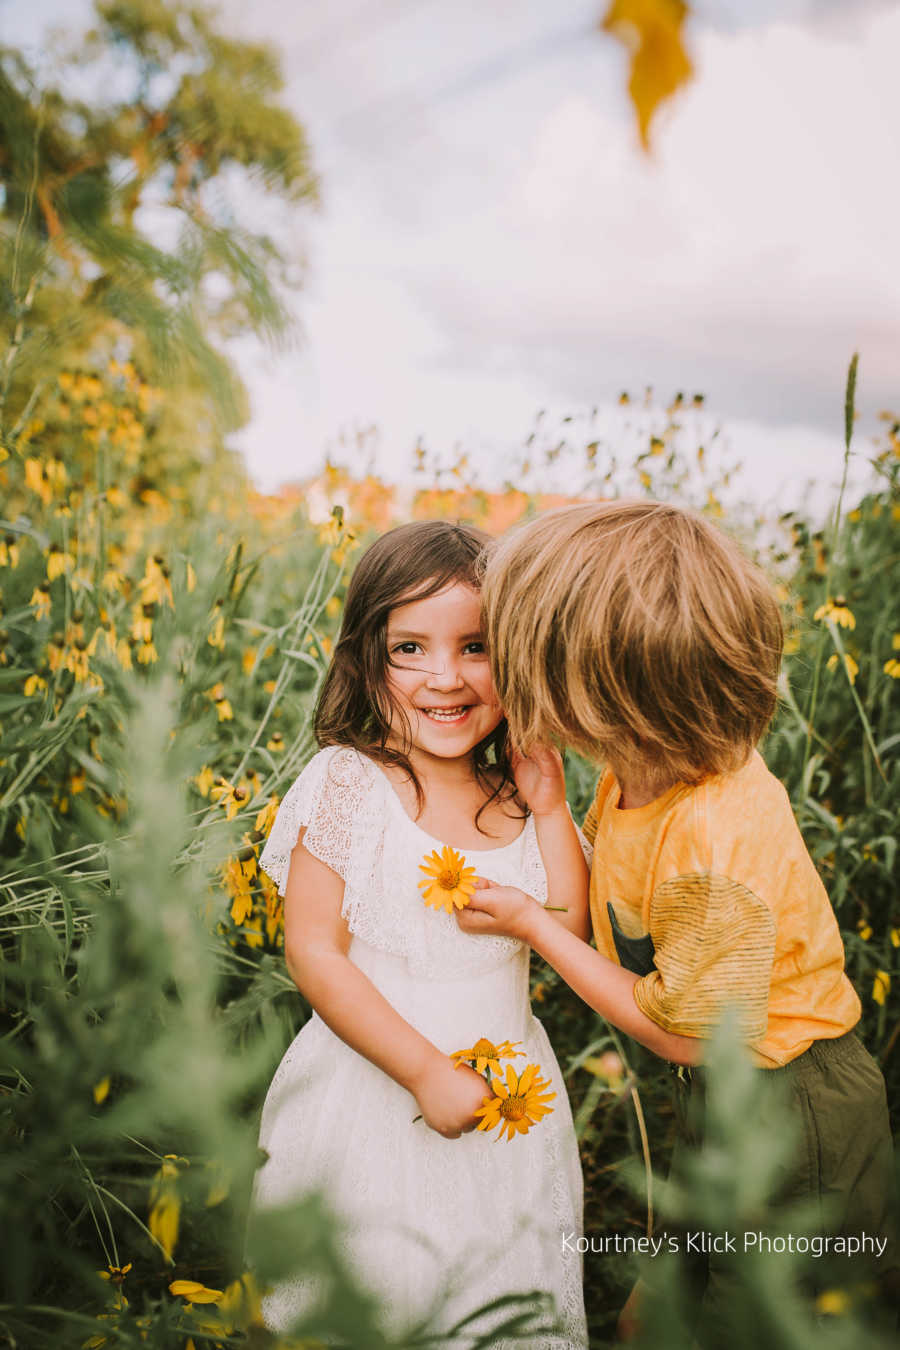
[
  {"left": 457, "top": 886, "right": 702, "bottom": 1066},
  {"left": 512, "top": 746, "right": 591, "bottom": 941},
  {"left": 284, "top": 830, "right": 490, "bottom": 1137}
]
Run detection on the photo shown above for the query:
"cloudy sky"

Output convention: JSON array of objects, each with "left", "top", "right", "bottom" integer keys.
[{"left": 7, "top": 0, "right": 900, "bottom": 511}]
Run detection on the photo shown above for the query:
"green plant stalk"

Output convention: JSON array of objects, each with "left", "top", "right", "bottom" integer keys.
[{"left": 801, "top": 353, "right": 858, "bottom": 782}]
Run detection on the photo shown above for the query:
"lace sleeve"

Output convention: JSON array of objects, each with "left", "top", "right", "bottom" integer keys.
[{"left": 259, "top": 747, "right": 374, "bottom": 896}]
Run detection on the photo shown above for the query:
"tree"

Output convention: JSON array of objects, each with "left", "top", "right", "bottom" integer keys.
[{"left": 0, "top": 0, "right": 318, "bottom": 505}]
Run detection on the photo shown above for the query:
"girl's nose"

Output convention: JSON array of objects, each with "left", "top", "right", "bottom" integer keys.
[{"left": 424, "top": 658, "right": 465, "bottom": 690}]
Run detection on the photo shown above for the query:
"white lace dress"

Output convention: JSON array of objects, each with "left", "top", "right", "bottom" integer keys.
[{"left": 252, "top": 746, "right": 588, "bottom": 1348}]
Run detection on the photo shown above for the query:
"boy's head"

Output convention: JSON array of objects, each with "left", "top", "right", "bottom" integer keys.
[{"left": 480, "top": 500, "right": 784, "bottom": 784}]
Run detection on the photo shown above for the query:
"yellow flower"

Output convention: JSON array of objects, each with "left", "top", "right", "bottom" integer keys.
[
  {"left": 451, "top": 1037, "right": 523, "bottom": 1077},
  {"left": 136, "top": 639, "right": 158, "bottom": 666},
  {"left": 93, "top": 1077, "right": 111, "bottom": 1104},
  {"left": 242, "top": 645, "right": 257, "bottom": 675},
  {"left": 884, "top": 658, "right": 900, "bottom": 679},
  {"left": 418, "top": 845, "right": 477, "bottom": 913},
  {"left": 31, "top": 584, "right": 51, "bottom": 620},
  {"left": 24, "top": 673, "right": 47, "bottom": 696},
  {"left": 208, "top": 606, "right": 226, "bottom": 650},
  {"left": 816, "top": 1289, "right": 850, "bottom": 1317},
  {"left": 217, "top": 1272, "right": 263, "bottom": 1331},
  {"left": 211, "top": 778, "right": 248, "bottom": 820},
  {"left": 266, "top": 731, "right": 285, "bottom": 753},
  {"left": 66, "top": 642, "right": 91, "bottom": 682},
  {"left": 826, "top": 652, "right": 858, "bottom": 684},
  {"left": 194, "top": 766, "right": 215, "bottom": 797},
  {"left": 139, "top": 555, "right": 174, "bottom": 608},
  {"left": 255, "top": 795, "right": 279, "bottom": 834},
  {"left": 814, "top": 597, "right": 856, "bottom": 629},
  {"left": 857, "top": 921, "right": 872, "bottom": 942},
  {"left": 149, "top": 1155, "right": 186, "bottom": 1261},
  {"left": 872, "top": 971, "right": 890, "bottom": 1006},
  {"left": 891, "top": 929, "right": 900, "bottom": 949},
  {"left": 0, "top": 534, "right": 20, "bottom": 567},
  {"left": 169, "top": 1279, "right": 224, "bottom": 1304},
  {"left": 46, "top": 544, "right": 75, "bottom": 581},
  {"left": 25, "top": 457, "right": 51, "bottom": 503},
  {"left": 186, "top": 560, "right": 197, "bottom": 593},
  {"left": 475, "top": 1062, "right": 556, "bottom": 1141}
]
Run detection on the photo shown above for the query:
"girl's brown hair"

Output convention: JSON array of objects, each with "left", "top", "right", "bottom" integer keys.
[
  {"left": 315, "top": 520, "right": 518, "bottom": 831},
  {"left": 480, "top": 500, "right": 784, "bottom": 785}
]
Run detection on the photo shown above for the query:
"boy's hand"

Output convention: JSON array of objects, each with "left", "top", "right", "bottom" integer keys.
[
  {"left": 512, "top": 744, "right": 567, "bottom": 818},
  {"left": 457, "top": 877, "right": 540, "bottom": 941},
  {"left": 411, "top": 1055, "right": 490, "bottom": 1139}
]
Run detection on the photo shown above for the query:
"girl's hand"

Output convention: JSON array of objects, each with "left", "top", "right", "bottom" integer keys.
[
  {"left": 512, "top": 744, "right": 567, "bottom": 818},
  {"left": 457, "top": 877, "right": 539, "bottom": 941},
  {"left": 412, "top": 1055, "right": 491, "bottom": 1139}
]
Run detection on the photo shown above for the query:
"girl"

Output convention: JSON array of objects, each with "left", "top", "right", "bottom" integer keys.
[{"left": 251, "top": 520, "right": 590, "bottom": 1347}]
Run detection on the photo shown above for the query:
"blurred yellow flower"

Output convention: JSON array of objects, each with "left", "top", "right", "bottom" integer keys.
[
  {"left": 0, "top": 535, "right": 20, "bottom": 567},
  {"left": 826, "top": 652, "right": 858, "bottom": 684},
  {"left": 24, "top": 673, "right": 47, "bottom": 696},
  {"left": 194, "top": 766, "right": 215, "bottom": 797},
  {"left": 136, "top": 640, "right": 158, "bottom": 666},
  {"left": 816, "top": 1289, "right": 849, "bottom": 1317},
  {"left": 814, "top": 597, "right": 856, "bottom": 629},
  {"left": 149, "top": 1156, "right": 184, "bottom": 1261},
  {"left": 169, "top": 1279, "right": 224, "bottom": 1304},
  {"left": 93, "top": 1077, "right": 111, "bottom": 1105},
  {"left": 266, "top": 731, "right": 285, "bottom": 753},
  {"left": 418, "top": 845, "right": 477, "bottom": 914},
  {"left": 857, "top": 922, "right": 872, "bottom": 941},
  {"left": 873, "top": 971, "right": 890, "bottom": 1006},
  {"left": 451, "top": 1037, "right": 523, "bottom": 1077},
  {"left": 25, "top": 457, "right": 51, "bottom": 503},
  {"left": 255, "top": 796, "right": 279, "bottom": 833},
  {"left": 31, "top": 584, "right": 51, "bottom": 619},
  {"left": 208, "top": 611, "right": 226, "bottom": 650},
  {"left": 475, "top": 1062, "right": 555, "bottom": 1141}
]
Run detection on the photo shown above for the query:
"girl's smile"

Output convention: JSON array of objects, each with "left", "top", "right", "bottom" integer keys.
[{"left": 385, "top": 582, "right": 502, "bottom": 762}]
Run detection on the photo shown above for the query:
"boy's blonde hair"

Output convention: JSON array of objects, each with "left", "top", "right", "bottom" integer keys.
[{"left": 480, "top": 500, "right": 783, "bottom": 783}]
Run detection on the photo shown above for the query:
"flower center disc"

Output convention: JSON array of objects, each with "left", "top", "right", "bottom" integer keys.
[
  {"left": 473, "top": 1038, "right": 498, "bottom": 1057},
  {"left": 500, "top": 1095, "right": 527, "bottom": 1121},
  {"left": 438, "top": 869, "right": 460, "bottom": 889}
]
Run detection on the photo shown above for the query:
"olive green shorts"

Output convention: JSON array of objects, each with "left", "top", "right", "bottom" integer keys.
[{"left": 668, "top": 1031, "right": 898, "bottom": 1336}]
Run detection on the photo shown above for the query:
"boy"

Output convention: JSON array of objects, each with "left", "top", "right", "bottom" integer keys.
[{"left": 458, "top": 500, "right": 897, "bottom": 1333}]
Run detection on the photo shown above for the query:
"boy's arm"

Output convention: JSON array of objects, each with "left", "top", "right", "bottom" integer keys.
[
  {"left": 458, "top": 887, "right": 702, "bottom": 1065},
  {"left": 510, "top": 745, "right": 591, "bottom": 940},
  {"left": 284, "top": 831, "right": 490, "bottom": 1136},
  {"left": 531, "top": 807, "right": 591, "bottom": 940}
]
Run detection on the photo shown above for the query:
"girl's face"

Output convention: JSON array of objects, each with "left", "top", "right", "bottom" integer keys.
[{"left": 384, "top": 581, "right": 502, "bottom": 764}]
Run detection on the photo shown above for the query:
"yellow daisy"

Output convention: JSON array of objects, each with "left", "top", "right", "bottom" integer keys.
[
  {"left": 451, "top": 1037, "right": 523, "bottom": 1077},
  {"left": 475, "top": 1062, "right": 556, "bottom": 1142},
  {"left": 418, "top": 845, "right": 477, "bottom": 914},
  {"left": 814, "top": 597, "right": 856, "bottom": 630}
]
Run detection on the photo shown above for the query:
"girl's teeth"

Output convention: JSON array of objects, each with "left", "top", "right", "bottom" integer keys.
[{"left": 426, "top": 707, "right": 468, "bottom": 720}]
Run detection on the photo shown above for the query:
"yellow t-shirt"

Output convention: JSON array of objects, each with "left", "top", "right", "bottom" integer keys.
[{"left": 582, "top": 751, "right": 861, "bottom": 1068}]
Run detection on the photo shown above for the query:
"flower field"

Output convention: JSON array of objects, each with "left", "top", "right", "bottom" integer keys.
[
  {"left": 1, "top": 5, "right": 898, "bottom": 1340},
  {"left": 1, "top": 353, "right": 899, "bottom": 1346}
]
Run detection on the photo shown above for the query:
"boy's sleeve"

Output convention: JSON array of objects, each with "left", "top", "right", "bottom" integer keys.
[
  {"left": 632, "top": 872, "right": 775, "bottom": 1042},
  {"left": 581, "top": 800, "right": 598, "bottom": 847}
]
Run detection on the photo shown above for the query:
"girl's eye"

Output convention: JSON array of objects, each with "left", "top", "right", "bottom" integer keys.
[
  {"left": 391, "top": 641, "right": 421, "bottom": 656},
  {"left": 464, "top": 641, "right": 486, "bottom": 655}
]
